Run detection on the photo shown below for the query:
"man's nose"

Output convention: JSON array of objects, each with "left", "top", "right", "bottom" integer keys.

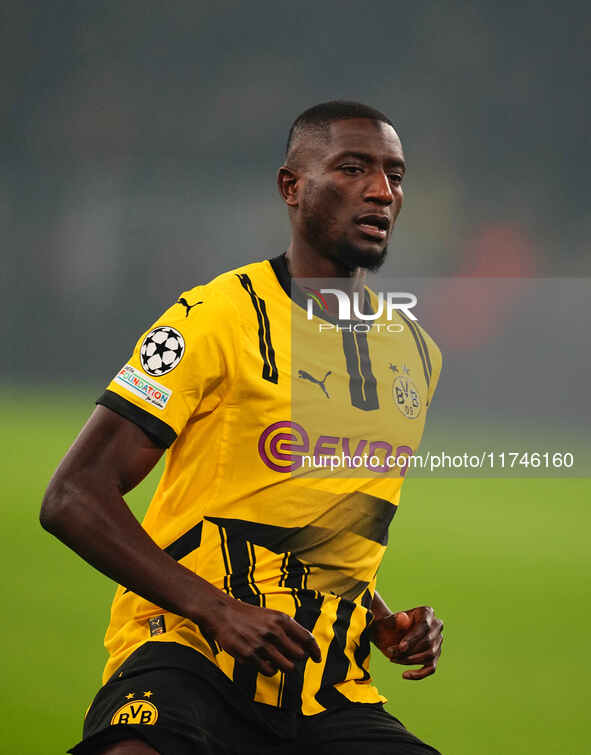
[{"left": 364, "top": 171, "right": 394, "bottom": 204}]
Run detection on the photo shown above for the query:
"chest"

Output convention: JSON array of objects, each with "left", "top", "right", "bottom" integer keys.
[{"left": 236, "top": 307, "right": 431, "bottom": 472}]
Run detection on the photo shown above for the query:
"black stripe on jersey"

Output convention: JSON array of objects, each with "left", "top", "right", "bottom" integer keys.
[
  {"left": 205, "top": 516, "right": 372, "bottom": 601},
  {"left": 216, "top": 524, "right": 265, "bottom": 699},
  {"left": 122, "top": 520, "right": 203, "bottom": 595},
  {"left": 341, "top": 331, "right": 379, "bottom": 411},
  {"left": 161, "top": 519, "right": 219, "bottom": 657},
  {"left": 272, "top": 551, "right": 322, "bottom": 711},
  {"left": 415, "top": 322, "right": 432, "bottom": 379},
  {"left": 237, "top": 273, "right": 279, "bottom": 384},
  {"left": 345, "top": 493, "right": 397, "bottom": 546},
  {"left": 355, "top": 330, "right": 379, "bottom": 407},
  {"left": 218, "top": 525, "right": 232, "bottom": 596},
  {"left": 97, "top": 390, "right": 177, "bottom": 448},
  {"left": 303, "top": 563, "right": 312, "bottom": 591},
  {"left": 279, "top": 590, "right": 324, "bottom": 712},
  {"left": 360, "top": 588, "right": 373, "bottom": 610},
  {"left": 217, "top": 525, "right": 261, "bottom": 605},
  {"left": 353, "top": 610, "right": 373, "bottom": 682},
  {"left": 315, "top": 598, "right": 356, "bottom": 709},
  {"left": 164, "top": 521, "right": 203, "bottom": 561},
  {"left": 247, "top": 541, "right": 265, "bottom": 607},
  {"left": 411, "top": 319, "right": 432, "bottom": 383},
  {"left": 279, "top": 553, "right": 289, "bottom": 588},
  {"left": 397, "top": 311, "right": 431, "bottom": 389},
  {"left": 280, "top": 552, "right": 307, "bottom": 590}
]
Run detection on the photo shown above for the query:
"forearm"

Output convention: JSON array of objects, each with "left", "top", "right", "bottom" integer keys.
[
  {"left": 41, "top": 474, "right": 227, "bottom": 630},
  {"left": 371, "top": 589, "right": 392, "bottom": 620},
  {"left": 40, "top": 407, "right": 325, "bottom": 678}
]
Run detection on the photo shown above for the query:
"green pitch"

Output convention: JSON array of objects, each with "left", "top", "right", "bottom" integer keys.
[{"left": 2, "top": 388, "right": 588, "bottom": 753}]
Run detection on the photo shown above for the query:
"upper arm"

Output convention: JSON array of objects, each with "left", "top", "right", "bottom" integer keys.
[
  {"left": 46, "top": 405, "right": 164, "bottom": 502},
  {"left": 43, "top": 280, "right": 239, "bottom": 514},
  {"left": 97, "top": 282, "right": 240, "bottom": 448}
]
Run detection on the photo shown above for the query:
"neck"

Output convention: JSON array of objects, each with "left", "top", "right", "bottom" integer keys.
[{"left": 285, "top": 241, "right": 367, "bottom": 301}]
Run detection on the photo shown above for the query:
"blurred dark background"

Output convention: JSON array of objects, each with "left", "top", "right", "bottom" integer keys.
[{"left": 2, "top": 1, "right": 590, "bottom": 382}]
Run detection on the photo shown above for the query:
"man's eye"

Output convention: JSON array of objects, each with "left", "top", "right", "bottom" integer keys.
[
  {"left": 341, "top": 165, "right": 363, "bottom": 175},
  {"left": 388, "top": 174, "right": 403, "bottom": 184}
]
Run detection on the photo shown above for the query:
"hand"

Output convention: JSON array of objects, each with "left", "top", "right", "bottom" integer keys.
[
  {"left": 371, "top": 605, "right": 443, "bottom": 680},
  {"left": 202, "top": 596, "right": 322, "bottom": 677}
]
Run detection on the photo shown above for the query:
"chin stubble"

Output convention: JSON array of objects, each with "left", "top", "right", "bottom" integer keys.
[{"left": 331, "top": 239, "right": 389, "bottom": 273}]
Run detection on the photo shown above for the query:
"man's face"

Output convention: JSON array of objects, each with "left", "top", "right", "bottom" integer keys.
[{"left": 296, "top": 118, "right": 405, "bottom": 271}]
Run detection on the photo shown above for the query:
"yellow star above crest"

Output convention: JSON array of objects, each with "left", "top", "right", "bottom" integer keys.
[
  {"left": 143, "top": 691, "right": 153, "bottom": 698},
  {"left": 125, "top": 693, "right": 135, "bottom": 699}
]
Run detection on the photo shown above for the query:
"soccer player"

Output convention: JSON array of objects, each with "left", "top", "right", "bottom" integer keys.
[{"left": 41, "top": 101, "right": 444, "bottom": 755}]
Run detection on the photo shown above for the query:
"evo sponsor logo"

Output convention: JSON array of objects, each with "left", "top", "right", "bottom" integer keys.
[
  {"left": 258, "top": 420, "right": 413, "bottom": 476},
  {"left": 114, "top": 364, "right": 172, "bottom": 410}
]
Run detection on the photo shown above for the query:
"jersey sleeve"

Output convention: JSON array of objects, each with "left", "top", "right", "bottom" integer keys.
[{"left": 97, "top": 286, "right": 240, "bottom": 448}]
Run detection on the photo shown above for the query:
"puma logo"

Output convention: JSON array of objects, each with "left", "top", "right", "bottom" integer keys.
[
  {"left": 298, "top": 369, "right": 332, "bottom": 398},
  {"left": 177, "top": 297, "right": 203, "bottom": 317}
]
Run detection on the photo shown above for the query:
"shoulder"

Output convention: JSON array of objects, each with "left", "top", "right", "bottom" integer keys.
[
  {"left": 176, "top": 259, "right": 277, "bottom": 318},
  {"left": 148, "top": 259, "right": 276, "bottom": 330}
]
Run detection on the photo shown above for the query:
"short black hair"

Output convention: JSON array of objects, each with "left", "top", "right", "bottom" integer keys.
[{"left": 285, "top": 100, "right": 394, "bottom": 160}]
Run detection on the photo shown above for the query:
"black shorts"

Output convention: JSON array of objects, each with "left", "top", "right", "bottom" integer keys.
[{"left": 69, "top": 642, "right": 440, "bottom": 755}]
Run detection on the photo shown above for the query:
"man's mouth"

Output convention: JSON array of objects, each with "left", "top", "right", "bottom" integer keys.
[{"left": 355, "top": 213, "right": 390, "bottom": 241}]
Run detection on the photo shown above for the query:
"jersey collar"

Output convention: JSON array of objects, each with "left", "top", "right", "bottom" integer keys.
[{"left": 268, "top": 253, "right": 374, "bottom": 324}]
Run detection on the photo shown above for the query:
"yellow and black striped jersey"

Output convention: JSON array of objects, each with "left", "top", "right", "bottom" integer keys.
[{"left": 97, "top": 254, "right": 442, "bottom": 715}]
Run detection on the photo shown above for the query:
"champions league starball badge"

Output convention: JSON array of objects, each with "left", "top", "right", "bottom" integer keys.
[{"left": 140, "top": 326, "right": 185, "bottom": 376}]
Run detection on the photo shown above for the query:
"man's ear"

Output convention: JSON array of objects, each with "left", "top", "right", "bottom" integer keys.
[{"left": 277, "top": 166, "right": 299, "bottom": 207}]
